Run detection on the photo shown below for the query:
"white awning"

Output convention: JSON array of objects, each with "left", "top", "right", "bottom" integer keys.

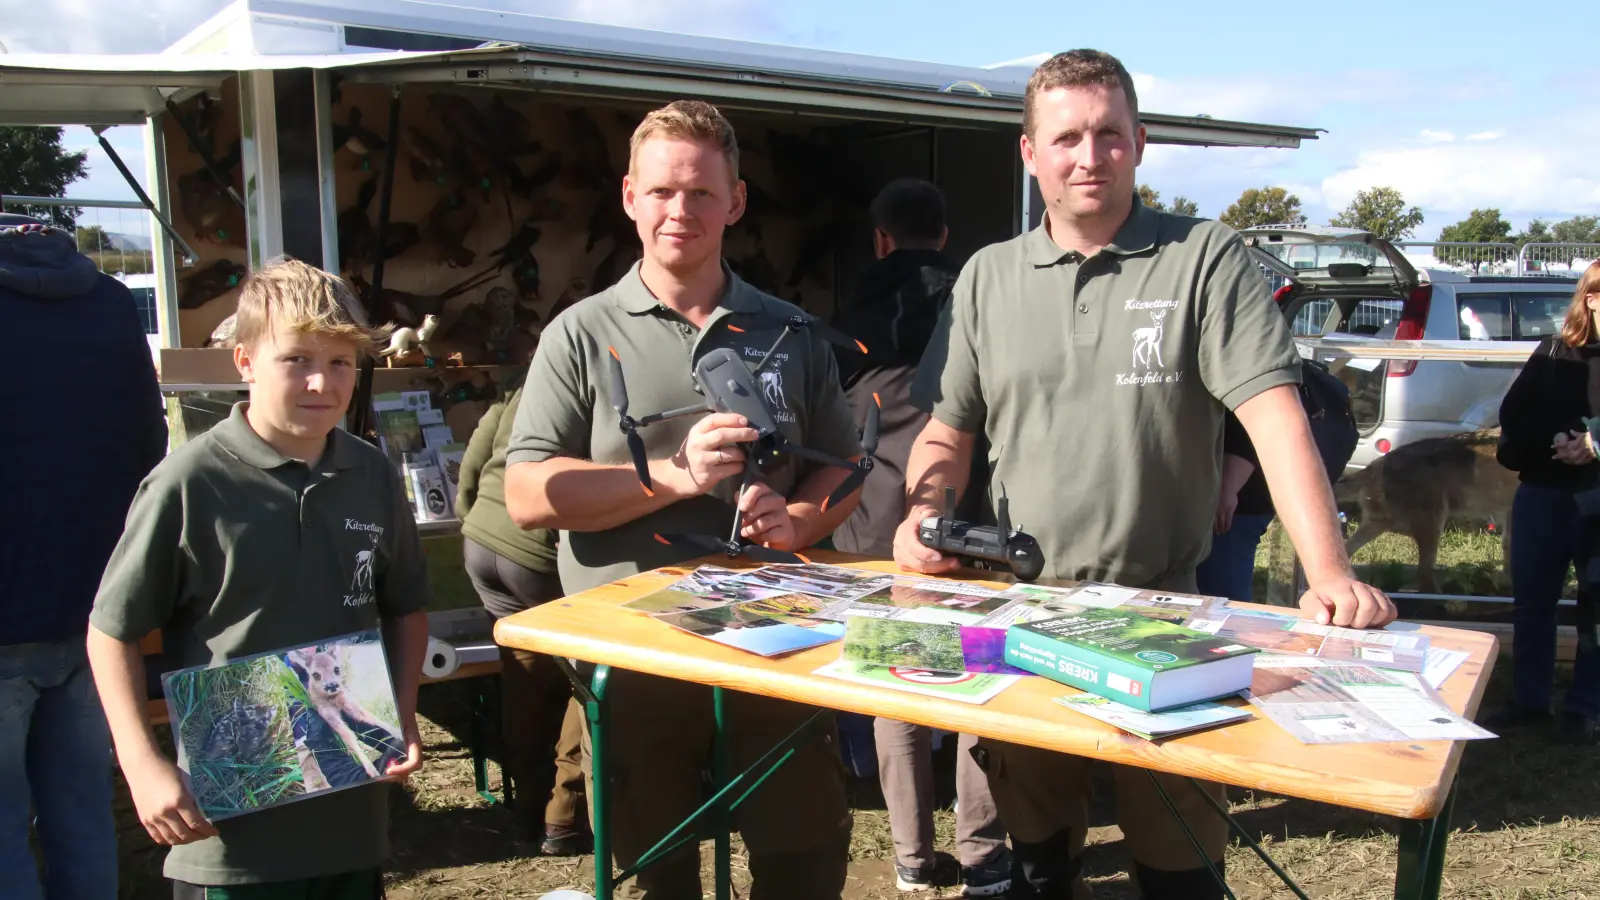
[{"left": 0, "top": 48, "right": 463, "bottom": 125}]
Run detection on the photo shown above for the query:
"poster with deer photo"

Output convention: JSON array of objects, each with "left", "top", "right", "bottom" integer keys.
[{"left": 160, "top": 629, "right": 406, "bottom": 821}]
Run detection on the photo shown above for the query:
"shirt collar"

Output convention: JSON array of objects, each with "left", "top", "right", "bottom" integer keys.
[
  {"left": 610, "top": 258, "right": 764, "bottom": 317},
  {"left": 212, "top": 401, "right": 364, "bottom": 472},
  {"left": 1024, "top": 195, "right": 1161, "bottom": 267}
]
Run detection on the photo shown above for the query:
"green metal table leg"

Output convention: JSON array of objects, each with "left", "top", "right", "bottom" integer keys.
[
  {"left": 556, "top": 658, "right": 613, "bottom": 900},
  {"left": 713, "top": 687, "right": 732, "bottom": 900},
  {"left": 469, "top": 675, "right": 500, "bottom": 805},
  {"left": 1394, "top": 782, "right": 1457, "bottom": 900}
]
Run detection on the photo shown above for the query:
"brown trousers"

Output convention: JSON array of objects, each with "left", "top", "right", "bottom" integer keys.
[
  {"left": 874, "top": 720, "right": 1006, "bottom": 870},
  {"left": 976, "top": 571, "right": 1229, "bottom": 888},
  {"left": 498, "top": 646, "right": 586, "bottom": 829},
  {"left": 580, "top": 668, "right": 852, "bottom": 900},
  {"left": 464, "top": 539, "right": 586, "bottom": 830}
]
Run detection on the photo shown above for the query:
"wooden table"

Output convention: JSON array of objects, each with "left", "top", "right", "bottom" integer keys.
[{"left": 495, "top": 551, "right": 1499, "bottom": 900}]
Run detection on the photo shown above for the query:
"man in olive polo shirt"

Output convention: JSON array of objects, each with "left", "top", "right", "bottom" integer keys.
[
  {"left": 896, "top": 50, "right": 1397, "bottom": 900},
  {"left": 86, "top": 258, "right": 431, "bottom": 897},
  {"left": 504, "top": 100, "right": 864, "bottom": 899}
]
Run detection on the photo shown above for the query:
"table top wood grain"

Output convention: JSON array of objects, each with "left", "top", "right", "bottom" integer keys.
[{"left": 495, "top": 551, "right": 1498, "bottom": 820}]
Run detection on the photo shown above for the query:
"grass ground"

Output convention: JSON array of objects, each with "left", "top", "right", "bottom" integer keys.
[
  {"left": 1252, "top": 520, "right": 1533, "bottom": 603},
  {"left": 112, "top": 659, "right": 1597, "bottom": 900}
]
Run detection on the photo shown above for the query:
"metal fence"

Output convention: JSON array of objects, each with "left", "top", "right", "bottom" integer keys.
[
  {"left": 1, "top": 195, "right": 159, "bottom": 333},
  {"left": 1518, "top": 242, "right": 1599, "bottom": 277},
  {"left": 1394, "top": 241, "right": 1520, "bottom": 274}
]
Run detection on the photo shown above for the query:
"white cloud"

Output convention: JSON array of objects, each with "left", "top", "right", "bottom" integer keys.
[
  {"left": 1466, "top": 130, "right": 1503, "bottom": 141},
  {"left": 1321, "top": 113, "right": 1600, "bottom": 218},
  {"left": 1418, "top": 129, "right": 1456, "bottom": 143}
]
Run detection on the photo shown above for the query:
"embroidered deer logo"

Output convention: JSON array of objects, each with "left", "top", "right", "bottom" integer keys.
[
  {"left": 1132, "top": 309, "right": 1167, "bottom": 370},
  {"left": 350, "top": 534, "right": 378, "bottom": 592}
]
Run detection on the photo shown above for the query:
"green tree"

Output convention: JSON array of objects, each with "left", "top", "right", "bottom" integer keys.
[
  {"left": 1219, "top": 187, "right": 1305, "bottom": 230},
  {"left": 1329, "top": 187, "right": 1425, "bottom": 241},
  {"left": 75, "top": 224, "right": 111, "bottom": 253},
  {"left": 1436, "top": 208, "right": 1513, "bottom": 271},
  {"left": 0, "top": 127, "right": 89, "bottom": 229},
  {"left": 1552, "top": 215, "right": 1600, "bottom": 245},
  {"left": 1136, "top": 184, "right": 1198, "bottom": 217}
]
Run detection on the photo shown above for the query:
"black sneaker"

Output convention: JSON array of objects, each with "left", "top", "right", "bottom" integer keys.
[
  {"left": 1559, "top": 712, "right": 1600, "bottom": 745},
  {"left": 894, "top": 863, "right": 936, "bottom": 893},
  {"left": 1479, "top": 703, "right": 1554, "bottom": 731},
  {"left": 961, "top": 847, "right": 1012, "bottom": 897}
]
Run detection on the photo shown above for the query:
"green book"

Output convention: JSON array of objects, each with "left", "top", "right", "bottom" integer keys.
[{"left": 1004, "top": 608, "right": 1258, "bottom": 712}]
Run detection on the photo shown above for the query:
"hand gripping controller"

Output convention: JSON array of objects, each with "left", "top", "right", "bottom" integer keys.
[{"left": 917, "top": 486, "right": 1045, "bottom": 583}]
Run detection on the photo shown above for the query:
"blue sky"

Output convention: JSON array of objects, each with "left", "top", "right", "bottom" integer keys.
[{"left": 4, "top": 0, "right": 1596, "bottom": 240}]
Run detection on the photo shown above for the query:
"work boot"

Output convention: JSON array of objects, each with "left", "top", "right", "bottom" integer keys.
[
  {"left": 1134, "top": 859, "right": 1227, "bottom": 900},
  {"left": 1005, "top": 830, "right": 1080, "bottom": 899}
]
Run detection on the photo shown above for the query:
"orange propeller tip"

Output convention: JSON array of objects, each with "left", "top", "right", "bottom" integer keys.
[
  {"left": 653, "top": 533, "right": 671, "bottom": 545},
  {"left": 872, "top": 392, "right": 881, "bottom": 407},
  {"left": 796, "top": 552, "right": 812, "bottom": 563},
  {"left": 727, "top": 324, "right": 745, "bottom": 332},
  {"left": 854, "top": 340, "right": 868, "bottom": 354},
  {"left": 608, "top": 346, "right": 620, "bottom": 360},
  {"left": 640, "top": 484, "right": 655, "bottom": 497}
]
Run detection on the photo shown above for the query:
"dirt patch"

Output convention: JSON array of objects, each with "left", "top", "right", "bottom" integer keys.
[{"left": 113, "top": 664, "right": 1597, "bottom": 899}]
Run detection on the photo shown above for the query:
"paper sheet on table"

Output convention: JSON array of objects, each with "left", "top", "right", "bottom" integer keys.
[
  {"left": 1245, "top": 662, "right": 1495, "bottom": 744},
  {"left": 1421, "top": 648, "right": 1470, "bottom": 689},
  {"left": 813, "top": 658, "right": 1021, "bottom": 705}
]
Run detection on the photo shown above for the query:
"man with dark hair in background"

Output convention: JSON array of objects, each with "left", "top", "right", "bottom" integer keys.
[{"left": 829, "top": 179, "right": 1011, "bottom": 897}]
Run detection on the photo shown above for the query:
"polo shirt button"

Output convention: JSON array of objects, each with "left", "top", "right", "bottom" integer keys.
[
  {"left": 1078, "top": 303, "right": 1088, "bottom": 313},
  {"left": 1077, "top": 274, "right": 1089, "bottom": 286}
]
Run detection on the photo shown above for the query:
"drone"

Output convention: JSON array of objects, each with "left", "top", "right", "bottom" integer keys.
[{"left": 607, "top": 313, "right": 881, "bottom": 564}]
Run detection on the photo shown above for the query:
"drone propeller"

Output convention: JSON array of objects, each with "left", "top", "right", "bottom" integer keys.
[
  {"left": 607, "top": 347, "right": 653, "bottom": 495},
  {"left": 808, "top": 318, "right": 869, "bottom": 355},
  {"left": 653, "top": 532, "right": 811, "bottom": 565},
  {"left": 820, "top": 392, "right": 881, "bottom": 513}
]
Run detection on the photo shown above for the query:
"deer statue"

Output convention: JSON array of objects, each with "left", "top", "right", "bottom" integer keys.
[{"left": 1132, "top": 309, "right": 1167, "bottom": 370}]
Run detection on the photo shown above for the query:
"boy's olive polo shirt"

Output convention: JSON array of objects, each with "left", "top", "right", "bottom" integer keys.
[
  {"left": 912, "top": 201, "right": 1301, "bottom": 588},
  {"left": 90, "top": 402, "right": 432, "bottom": 885},
  {"left": 506, "top": 261, "right": 861, "bottom": 596}
]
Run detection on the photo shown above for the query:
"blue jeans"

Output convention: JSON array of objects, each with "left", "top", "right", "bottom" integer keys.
[
  {"left": 1195, "top": 513, "right": 1274, "bottom": 603},
  {"left": 0, "top": 638, "right": 118, "bottom": 899},
  {"left": 1510, "top": 483, "right": 1600, "bottom": 718}
]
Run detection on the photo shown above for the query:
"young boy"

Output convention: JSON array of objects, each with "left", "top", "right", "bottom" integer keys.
[{"left": 86, "top": 257, "right": 432, "bottom": 898}]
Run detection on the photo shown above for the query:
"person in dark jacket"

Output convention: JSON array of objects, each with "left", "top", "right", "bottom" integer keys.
[
  {"left": 1488, "top": 260, "right": 1600, "bottom": 744},
  {"left": 829, "top": 179, "right": 1011, "bottom": 896},
  {"left": 455, "top": 371, "right": 588, "bottom": 855},
  {"left": 0, "top": 213, "right": 167, "bottom": 896},
  {"left": 1194, "top": 412, "right": 1276, "bottom": 602}
]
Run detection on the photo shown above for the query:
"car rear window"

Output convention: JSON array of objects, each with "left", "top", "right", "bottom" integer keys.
[
  {"left": 1513, "top": 293, "right": 1573, "bottom": 340},
  {"left": 1454, "top": 291, "right": 1574, "bottom": 341}
]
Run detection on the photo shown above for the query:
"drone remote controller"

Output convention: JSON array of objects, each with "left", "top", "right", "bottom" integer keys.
[
  {"left": 606, "top": 314, "right": 878, "bottom": 564},
  {"left": 918, "top": 486, "right": 1045, "bottom": 583}
]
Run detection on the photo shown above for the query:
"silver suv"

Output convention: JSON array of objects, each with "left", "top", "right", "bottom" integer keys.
[{"left": 1237, "top": 225, "right": 1580, "bottom": 474}]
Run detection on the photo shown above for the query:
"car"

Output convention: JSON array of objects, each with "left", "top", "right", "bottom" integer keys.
[{"left": 1237, "top": 225, "right": 1580, "bottom": 474}]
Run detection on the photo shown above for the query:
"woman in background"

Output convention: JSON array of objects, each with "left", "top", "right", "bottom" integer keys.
[
  {"left": 1491, "top": 260, "right": 1600, "bottom": 745},
  {"left": 457, "top": 371, "right": 590, "bottom": 853}
]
